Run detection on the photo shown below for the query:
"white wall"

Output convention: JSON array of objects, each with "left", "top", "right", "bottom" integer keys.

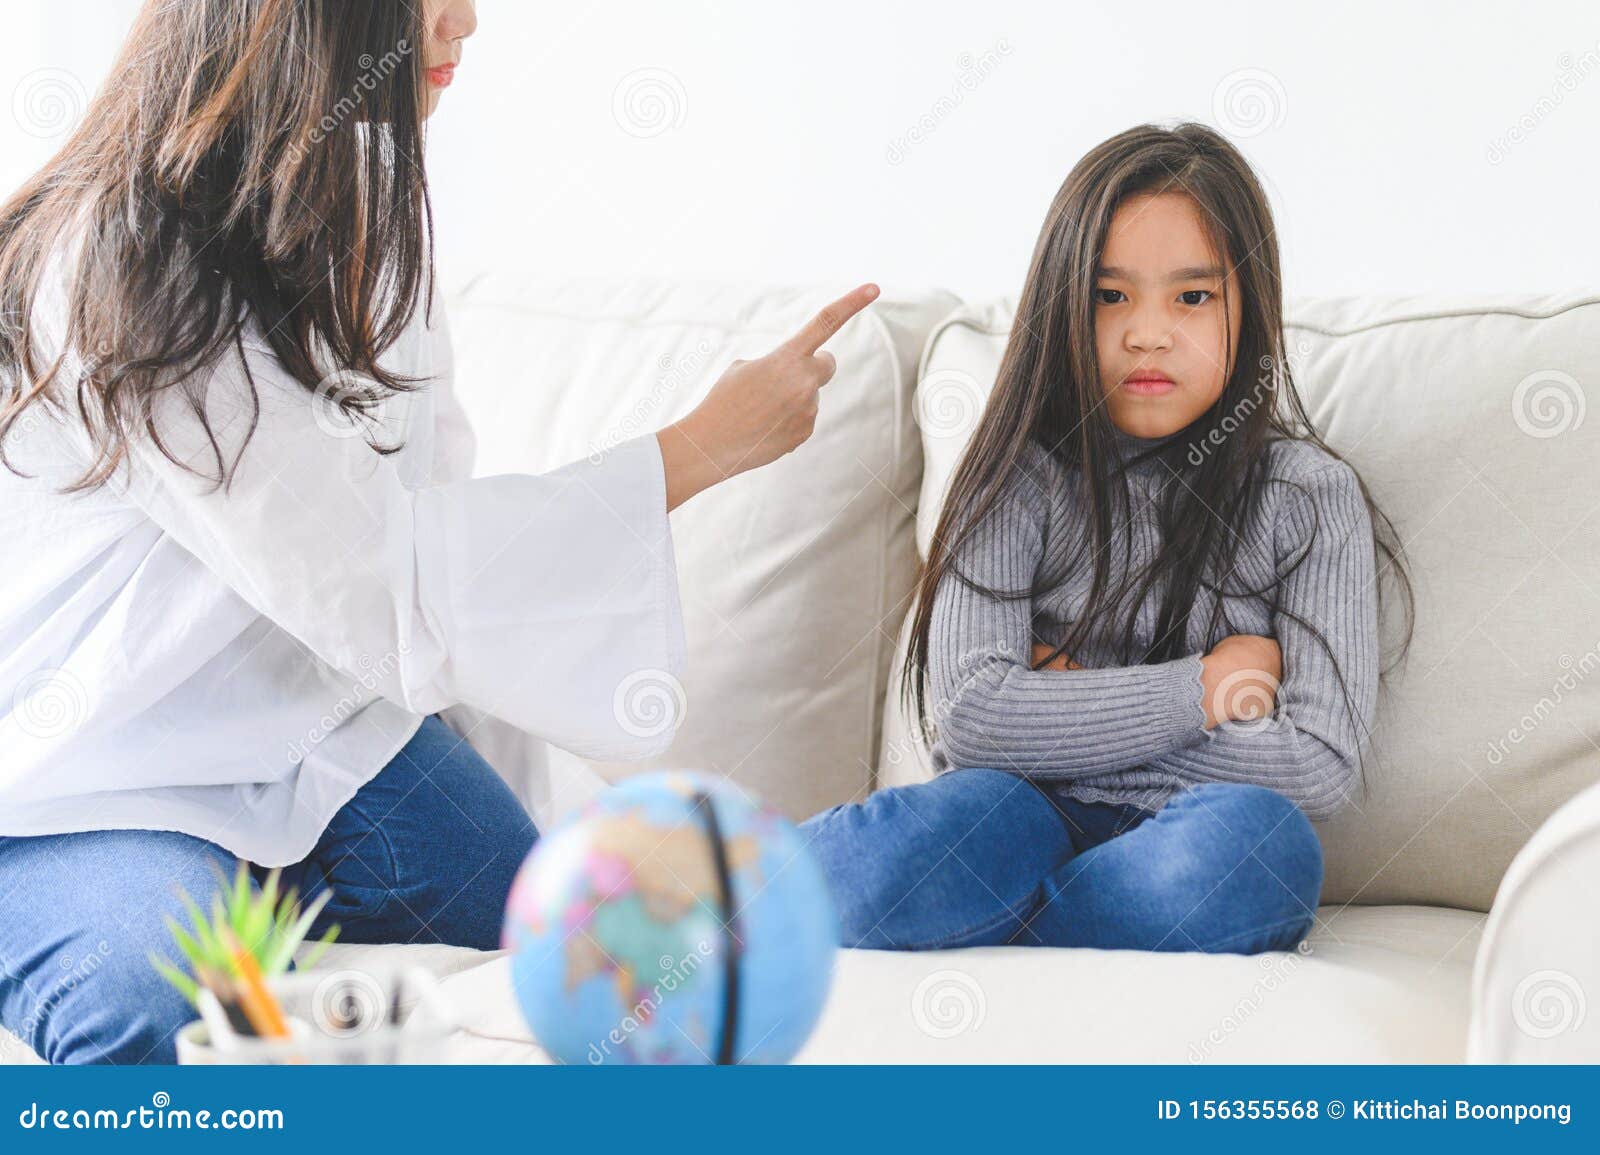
[{"left": 7, "top": 2, "right": 1599, "bottom": 300}]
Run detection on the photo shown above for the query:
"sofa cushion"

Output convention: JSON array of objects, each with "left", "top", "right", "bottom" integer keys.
[
  {"left": 416, "top": 903, "right": 1479, "bottom": 1063},
  {"left": 0, "top": 903, "right": 1490, "bottom": 1064},
  {"left": 445, "top": 277, "right": 957, "bottom": 821},
  {"left": 891, "top": 293, "right": 1600, "bottom": 913}
]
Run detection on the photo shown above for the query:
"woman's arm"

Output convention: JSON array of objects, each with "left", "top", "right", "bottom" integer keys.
[
  {"left": 928, "top": 446, "right": 1212, "bottom": 779},
  {"left": 1130, "top": 461, "right": 1381, "bottom": 820},
  {"left": 113, "top": 336, "right": 686, "bottom": 763},
  {"left": 110, "top": 286, "right": 876, "bottom": 762}
]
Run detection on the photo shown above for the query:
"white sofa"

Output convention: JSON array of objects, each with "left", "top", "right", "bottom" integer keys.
[{"left": 6, "top": 278, "right": 1598, "bottom": 1065}]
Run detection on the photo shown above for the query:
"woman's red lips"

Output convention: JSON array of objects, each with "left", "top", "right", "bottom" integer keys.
[{"left": 426, "top": 64, "right": 456, "bottom": 88}]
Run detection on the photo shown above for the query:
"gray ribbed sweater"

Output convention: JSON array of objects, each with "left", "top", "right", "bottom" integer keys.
[{"left": 926, "top": 425, "right": 1379, "bottom": 821}]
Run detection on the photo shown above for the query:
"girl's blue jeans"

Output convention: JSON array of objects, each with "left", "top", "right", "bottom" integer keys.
[
  {"left": 798, "top": 768, "right": 1323, "bottom": 953},
  {"left": 0, "top": 717, "right": 1321, "bottom": 1065}
]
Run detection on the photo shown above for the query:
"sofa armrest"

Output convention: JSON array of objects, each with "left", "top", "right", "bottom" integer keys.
[{"left": 1468, "top": 778, "right": 1600, "bottom": 1061}]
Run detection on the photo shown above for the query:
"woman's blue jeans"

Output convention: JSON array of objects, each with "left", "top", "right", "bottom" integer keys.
[
  {"left": 798, "top": 768, "right": 1323, "bottom": 953},
  {"left": 0, "top": 715, "right": 537, "bottom": 1065}
]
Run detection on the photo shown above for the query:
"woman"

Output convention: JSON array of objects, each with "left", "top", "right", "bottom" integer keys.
[{"left": 0, "top": 0, "right": 876, "bottom": 1064}]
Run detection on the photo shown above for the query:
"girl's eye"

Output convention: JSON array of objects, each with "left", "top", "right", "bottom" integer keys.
[
  {"left": 1094, "top": 288, "right": 1125, "bottom": 305},
  {"left": 1179, "top": 289, "right": 1213, "bottom": 306}
]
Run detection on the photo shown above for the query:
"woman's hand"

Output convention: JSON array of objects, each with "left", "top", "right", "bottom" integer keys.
[
  {"left": 1031, "top": 641, "right": 1082, "bottom": 671},
  {"left": 1199, "top": 634, "right": 1283, "bottom": 729},
  {"left": 656, "top": 284, "right": 880, "bottom": 511}
]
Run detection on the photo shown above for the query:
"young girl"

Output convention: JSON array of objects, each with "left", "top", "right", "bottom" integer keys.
[
  {"left": 801, "top": 122, "right": 1412, "bottom": 955},
  {"left": 0, "top": 1, "right": 871, "bottom": 1064}
]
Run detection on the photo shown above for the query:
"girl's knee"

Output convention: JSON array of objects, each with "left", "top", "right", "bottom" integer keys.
[
  {"left": 1192, "top": 784, "right": 1322, "bottom": 897},
  {"left": 1168, "top": 784, "right": 1323, "bottom": 949},
  {"left": 804, "top": 769, "right": 1070, "bottom": 950}
]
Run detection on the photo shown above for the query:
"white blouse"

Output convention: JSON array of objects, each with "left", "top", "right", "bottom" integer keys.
[{"left": 0, "top": 246, "right": 686, "bottom": 865}]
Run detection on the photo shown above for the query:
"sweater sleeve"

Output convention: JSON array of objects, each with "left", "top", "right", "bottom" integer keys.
[
  {"left": 1135, "top": 460, "right": 1379, "bottom": 820},
  {"left": 928, "top": 446, "right": 1210, "bottom": 779}
]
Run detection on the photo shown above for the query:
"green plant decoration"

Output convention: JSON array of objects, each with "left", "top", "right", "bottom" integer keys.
[{"left": 148, "top": 860, "right": 340, "bottom": 1008}]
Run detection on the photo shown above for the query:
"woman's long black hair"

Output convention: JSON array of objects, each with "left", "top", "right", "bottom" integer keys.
[
  {"left": 903, "top": 122, "right": 1414, "bottom": 796},
  {"left": 0, "top": 0, "right": 433, "bottom": 493}
]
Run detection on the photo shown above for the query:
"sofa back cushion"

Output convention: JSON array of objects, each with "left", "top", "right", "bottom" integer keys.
[
  {"left": 886, "top": 293, "right": 1600, "bottom": 912},
  {"left": 448, "top": 276, "right": 957, "bottom": 820}
]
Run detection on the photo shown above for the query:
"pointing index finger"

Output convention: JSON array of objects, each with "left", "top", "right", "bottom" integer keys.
[{"left": 782, "top": 283, "right": 881, "bottom": 356}]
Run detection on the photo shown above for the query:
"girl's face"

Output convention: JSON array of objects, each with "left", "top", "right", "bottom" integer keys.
[
  {"left": 420, "top": 0, "right": 477, "bottom": 120},
  {"left": 1093, "top": 192, "right": 1243, "bottom": 440}
]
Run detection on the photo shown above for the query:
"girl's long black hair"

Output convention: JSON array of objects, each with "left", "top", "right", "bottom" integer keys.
[{"left": 903, "top": 122, "right": 1414, "bottom": 797}]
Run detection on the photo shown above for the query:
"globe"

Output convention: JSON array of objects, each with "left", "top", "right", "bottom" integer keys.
[{"left": 502, "top": 771, "right": 839, "bottom": 1064}]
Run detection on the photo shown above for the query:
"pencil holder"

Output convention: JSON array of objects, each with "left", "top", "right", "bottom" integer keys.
[{"left": 175, "top": 962, "right": 456, "bottom": 1064}]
